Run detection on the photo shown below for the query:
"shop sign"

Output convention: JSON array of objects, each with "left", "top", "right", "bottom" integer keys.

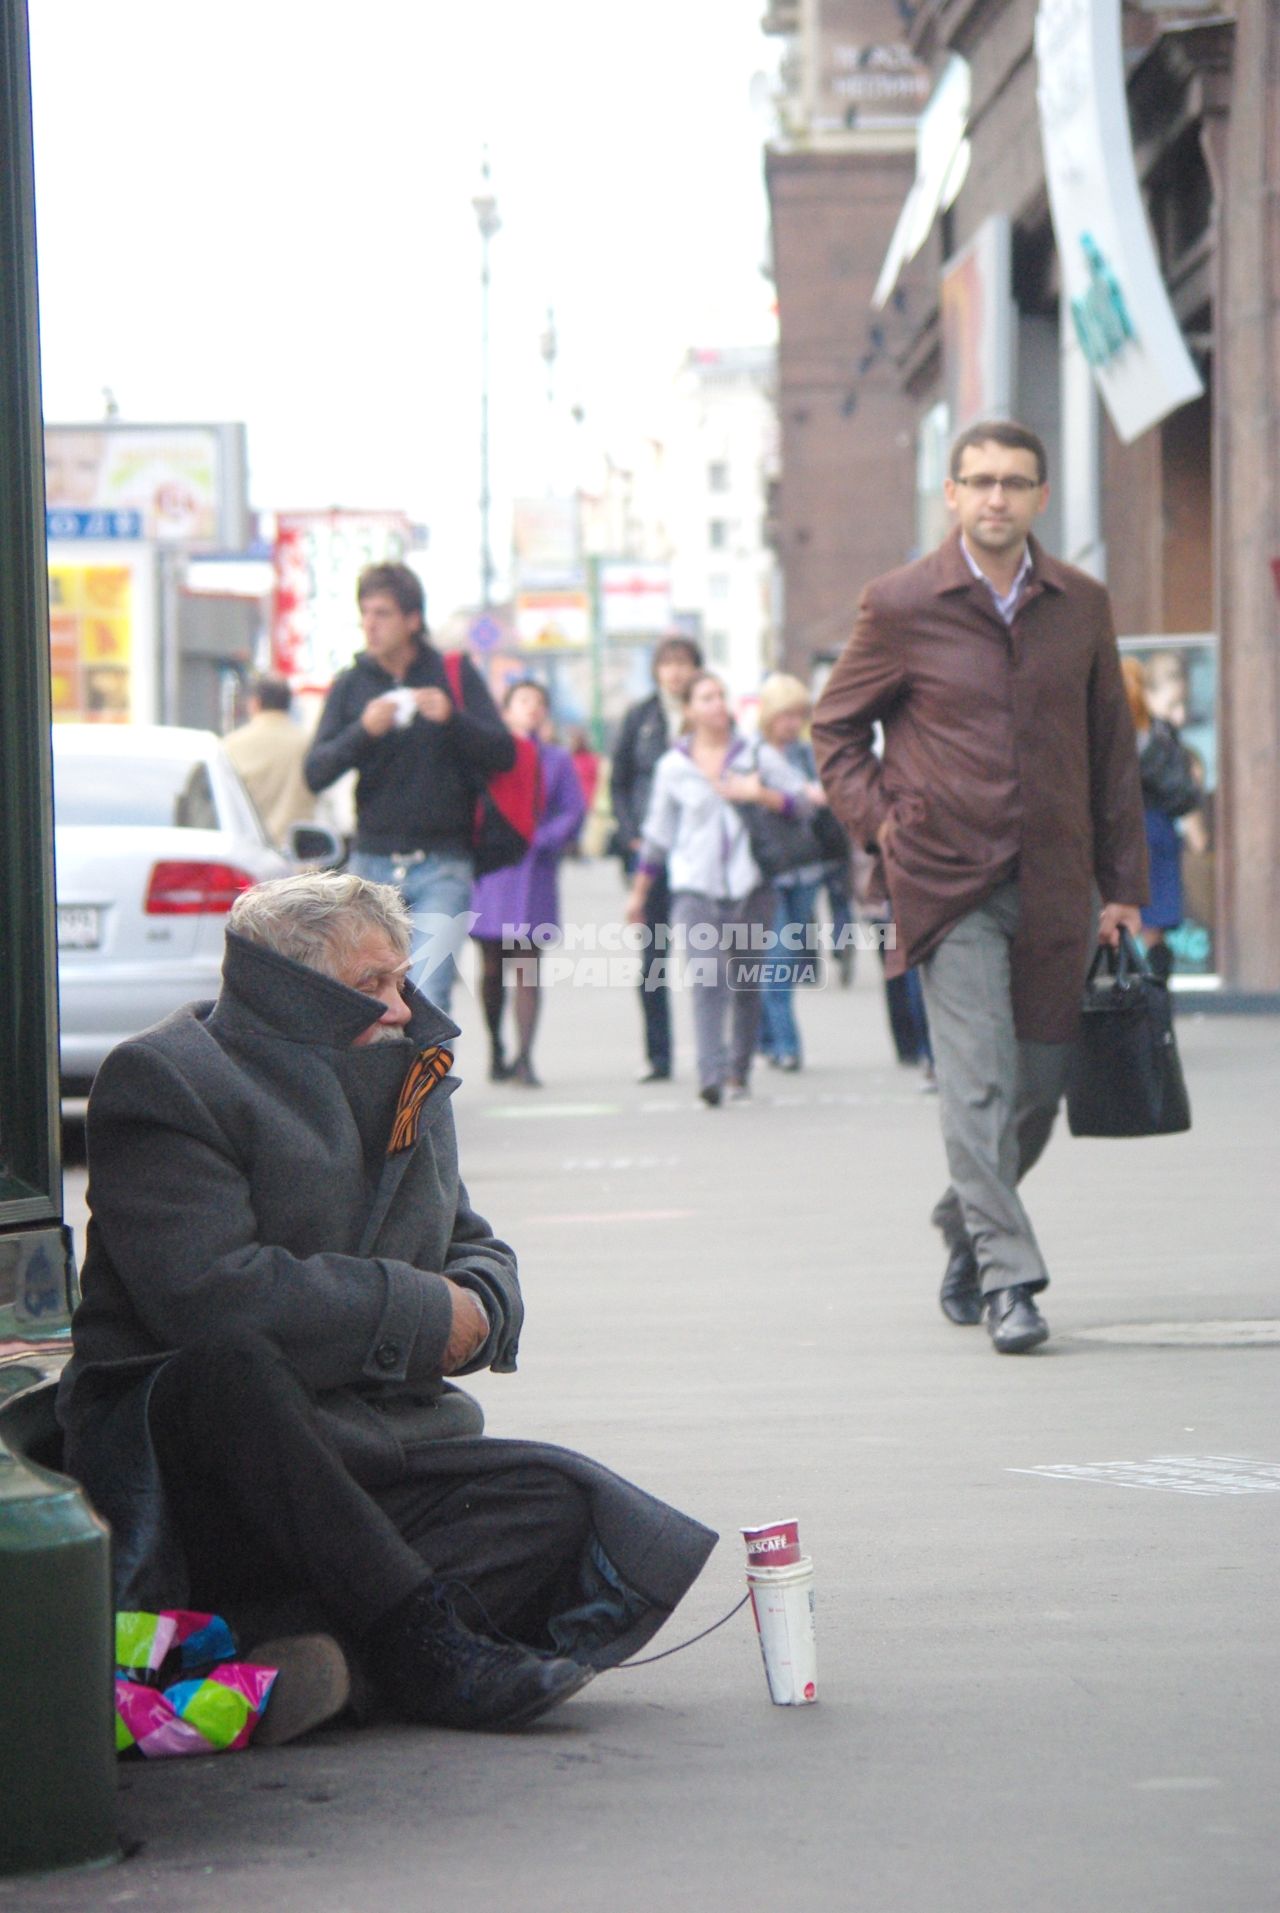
[
  {"left": 1035, "top": 0, "right": 1203, "bottom": 443},
  {"left": 872, "top": 54, "right": 971, "bottom": 310},
  {"left": 512, "top": 497, "right": 579, "bottom": 576},
  {"left": 514, "top": 589, "right": 590, "bottom": 649},
  {"left": 48, "top": 562, "right": 135, "bottom": 722},
  {"left": 600, "top": 561, "right": 672, "bottom": 638},
  {"left": 45, "top": 508, "right": 144, "bottom": 541},
  {"left": 941, "top": 215, "right": 1015, "bottom": 431}
]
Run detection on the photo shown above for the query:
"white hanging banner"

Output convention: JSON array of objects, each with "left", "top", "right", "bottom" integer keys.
[{"left": 1035, "top": 0, "right": 1203, "bottom": 445}]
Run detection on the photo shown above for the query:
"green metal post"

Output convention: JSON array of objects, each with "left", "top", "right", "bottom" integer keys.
[
  {"left": 0, "top": 1, "right": 120, "bottom": 1877},
  {"left": 0, "top": 1426, "right": 118, "bottom": 1877}
]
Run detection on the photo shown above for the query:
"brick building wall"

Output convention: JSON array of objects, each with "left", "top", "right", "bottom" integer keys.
[{"left": 766, "top": 146, "right": 926, "bottom": 676}]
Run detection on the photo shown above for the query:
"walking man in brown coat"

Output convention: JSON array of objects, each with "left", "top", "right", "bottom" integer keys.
[{"left": 813, "top": 420, "right": 1148, "bottom": 1353}]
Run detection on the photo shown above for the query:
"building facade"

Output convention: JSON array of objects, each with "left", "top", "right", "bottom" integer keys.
[
  {"left": 882, "top": 0, "right": 1278, "bottom": 998},
  {"left": 765, "top": 0, "right": 1279, "bottom": 998},
  {"left": 663, "top": 345, "right": 780, "bottom": 692},
  {"left": 763, "top": 0, "right": 934, "bottom": 678}
]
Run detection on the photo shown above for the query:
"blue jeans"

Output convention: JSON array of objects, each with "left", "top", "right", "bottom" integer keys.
[
  {"left": 348, "top": 849, "right": 475, "bottom": 1015},
  {"left": 758, "top": 879, "right": 819, "bottom": 1063}
]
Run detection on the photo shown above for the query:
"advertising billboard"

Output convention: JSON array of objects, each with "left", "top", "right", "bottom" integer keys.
[
  {"left": 47, "top": 548, "right": 157, "bottom": 723},
  {"left": 44, "top": 422, "right": 249, "bottom": 548},
  {"left": 271, "top": 510, "right": 417, "bottom": 688}
]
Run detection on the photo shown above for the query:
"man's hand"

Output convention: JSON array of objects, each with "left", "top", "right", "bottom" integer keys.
[
  {"left": 441, "top": 1280, "right": 489, "bottom": 1373},
  {"left": 360, "top": 694, "right": 400, "bottom": 737},
  {"left": 414, "top": 687, "right": 453, "bottom": 725},
  {"left": 1098, "top": 902, "right": 1143, "bottom": 948}
]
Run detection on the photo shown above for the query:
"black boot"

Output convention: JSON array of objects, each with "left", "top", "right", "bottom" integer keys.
[
  {"left": 363, "top": 1584, "right": 594, "bottom": 1731},
  {"left": 939, "top": 1239, "right": 982, "bottom": 1325}
]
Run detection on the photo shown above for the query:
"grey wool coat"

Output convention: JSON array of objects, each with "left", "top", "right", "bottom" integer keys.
[{"left": 58, "top": 933, "right": 716, "bottom": 1665}]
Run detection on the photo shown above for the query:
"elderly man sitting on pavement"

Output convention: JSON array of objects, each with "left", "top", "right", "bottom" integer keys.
[{"left": 57, "top": 872, "right": 715, "bottom": 1742}]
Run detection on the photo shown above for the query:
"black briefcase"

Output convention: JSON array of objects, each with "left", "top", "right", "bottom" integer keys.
[{"left": 1066, "top": 930, "right": 1192, "bottom": 1138}]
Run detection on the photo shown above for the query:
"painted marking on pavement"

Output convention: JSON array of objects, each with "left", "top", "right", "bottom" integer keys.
[
  {"left": 639, "top": 1090, "right": 925, "bottom": 1114},
  {"left": 1071, "top": 1319, "right": 1280, "bottom": 1347},
  {"left": 484, "top": 1103, "right": 623, "bottom": 1120},
  {"left": 560, "top": 1156, "right": 681, "bottom": 1172},
  {"left": 1131, "top": 1777, "right": 1223, "bottom": 1793},
  {"left": 526, "top": 1208, "right": 695, "bottom": 1225},
  {"left": 1011, "top": 1455, "right": 1280, "bottom": 1496}
]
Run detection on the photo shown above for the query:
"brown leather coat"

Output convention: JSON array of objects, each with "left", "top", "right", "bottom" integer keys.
[{"left": 812, "top": 531, "right": 1148, "bottom": 1042}]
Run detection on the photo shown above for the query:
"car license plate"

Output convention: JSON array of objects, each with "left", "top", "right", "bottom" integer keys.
[{"left": 57, "top": 905, "right": 101, "bottom": 949}]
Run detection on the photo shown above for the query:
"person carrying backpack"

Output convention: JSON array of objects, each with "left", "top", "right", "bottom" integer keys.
[{"left": 305, "top": 563, "right": 515, "bottom": 1013}]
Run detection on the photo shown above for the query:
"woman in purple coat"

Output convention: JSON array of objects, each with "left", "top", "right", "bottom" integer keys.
[{"left": 471, "top": 680, "right": 586, "bottom": 1085}]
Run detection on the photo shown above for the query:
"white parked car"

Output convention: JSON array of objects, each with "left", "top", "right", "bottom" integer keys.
[{"left": 52, "top": 724, "right": 338, "bottom": 1093}]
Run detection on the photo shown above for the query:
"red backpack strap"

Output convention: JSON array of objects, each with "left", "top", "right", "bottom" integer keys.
[{"left": 443, "top": 651, "right": 465, "bottom": 706}]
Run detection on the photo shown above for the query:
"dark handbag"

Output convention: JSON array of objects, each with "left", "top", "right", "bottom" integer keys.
[
  {"left": 443, "top": 655, "right": 543, "bottom": 875},
  {"left": 1139, "top": 721, "right": 1199, "bottom": 819},
  {"left": 1066, "top": 929, "right": 1191, "bottom": 1138},
  {"left": 737, "top": 802, "right": 823, "bottom": 880},
  {"left": 811, "top": 803, "right": 851, "bottom": 866}
]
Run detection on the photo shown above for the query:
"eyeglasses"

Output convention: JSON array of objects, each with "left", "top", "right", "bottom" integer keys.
[{"left": 953, "top": 474, "right": 1041, "bottom": 495}]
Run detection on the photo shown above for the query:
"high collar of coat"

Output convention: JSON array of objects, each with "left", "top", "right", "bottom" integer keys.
[
  {"left": 210, "top": 930, "right": 459, "bottom": 1052},
  {"left": 933, "top": 528, "right": 1068, "bottom": 600}
]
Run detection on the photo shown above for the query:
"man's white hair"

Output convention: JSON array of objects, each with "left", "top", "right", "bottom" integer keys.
[{"left": 228, "top": 872, "right": 413, "bottom": 980}]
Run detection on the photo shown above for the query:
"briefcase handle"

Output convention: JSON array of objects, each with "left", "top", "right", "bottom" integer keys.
[{"left": 1083, "top": 925, "right": 1150, "bottom": 996}]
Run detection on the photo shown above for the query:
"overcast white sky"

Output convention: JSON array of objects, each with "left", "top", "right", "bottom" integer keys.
[{"left": 29, "top": 1, "right": 777, "bottom": 615}]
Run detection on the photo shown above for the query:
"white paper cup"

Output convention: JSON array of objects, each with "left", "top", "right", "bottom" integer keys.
[
  {"left": 389, "top": 688, "right": 417, "bottom": 727},
  {"left": 747, "top": 1556, "right": 817, "bottom": 1705}
]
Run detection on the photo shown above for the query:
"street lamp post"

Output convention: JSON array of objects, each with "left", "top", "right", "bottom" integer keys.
[{"left": 471, "top": 155, "right": 501, "bottom": 613}]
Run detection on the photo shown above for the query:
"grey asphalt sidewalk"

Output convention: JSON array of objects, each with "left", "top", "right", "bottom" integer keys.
[{"left": 25, "top": 859, "right": 1279, "bottom": 1912}]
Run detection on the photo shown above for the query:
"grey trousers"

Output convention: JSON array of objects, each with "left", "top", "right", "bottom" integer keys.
[
  {"left": 918, "top": 881, "right": 1071, "bottom": 1296},
  {"left": 670, "top": 888, "right": 772, "bottom": 1092}
]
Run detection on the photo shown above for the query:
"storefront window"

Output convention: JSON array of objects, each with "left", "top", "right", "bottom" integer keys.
[{"left": 1118, "top": 633, "right": 1218, "bottom": 983}]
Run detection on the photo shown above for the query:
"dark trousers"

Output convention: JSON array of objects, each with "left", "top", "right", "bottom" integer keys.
[
  {"left": 146, "top": 1330, "right": 591, "bottom": 1650},
  {"left": 637, "top": 861, "right": 673, "bottom": 1072},
  {"left": 883, "top": 964, "right": 933, "bottom": 1065}
]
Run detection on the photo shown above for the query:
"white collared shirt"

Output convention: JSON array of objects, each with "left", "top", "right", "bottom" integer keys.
[{"left": 961, "top": 535, "right": 1032, "bottom": 625}]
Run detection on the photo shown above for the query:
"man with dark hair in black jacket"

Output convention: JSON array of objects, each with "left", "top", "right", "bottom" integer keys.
[
  {"left": 305, "top": 563, "right": 514, "bottom": 1012},
  {"left": 609, "top": 635, "right": 703, "bottom": 1082}
]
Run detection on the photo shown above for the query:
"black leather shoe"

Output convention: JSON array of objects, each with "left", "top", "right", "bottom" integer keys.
[
  {"left": 637, "top": 1065, "right": 671, "bottom": 1084},
  {"left": 985, "top": 1285, "right": 1050, "bottom": 1354},
  {"left": 365, "top": 1585, "right": 594, "bottom": 1732},
  {"left": 939, "top": 1241, "right": 982, "bottom": 1325}
]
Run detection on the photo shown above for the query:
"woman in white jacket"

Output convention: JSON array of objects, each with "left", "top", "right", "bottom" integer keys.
[{"left": 624, "top": 672, "right": 809, "bottom": 1106}]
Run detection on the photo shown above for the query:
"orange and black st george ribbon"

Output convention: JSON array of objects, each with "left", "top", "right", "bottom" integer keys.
[{"left": 387, "top": 1045, "right": 453, "bottom": 1155}]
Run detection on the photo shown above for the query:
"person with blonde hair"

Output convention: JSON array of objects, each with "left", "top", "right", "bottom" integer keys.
[
  {"left": 625, "top": 672, "right": 811, "bottom": 1105},
  {"left": 754, "top": 674, "right": 836, "bottom": 1071}
]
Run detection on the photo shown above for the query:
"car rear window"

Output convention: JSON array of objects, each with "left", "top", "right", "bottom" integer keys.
[{"left": 54, "top": 755, "right": 220, "bottom": 830}]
